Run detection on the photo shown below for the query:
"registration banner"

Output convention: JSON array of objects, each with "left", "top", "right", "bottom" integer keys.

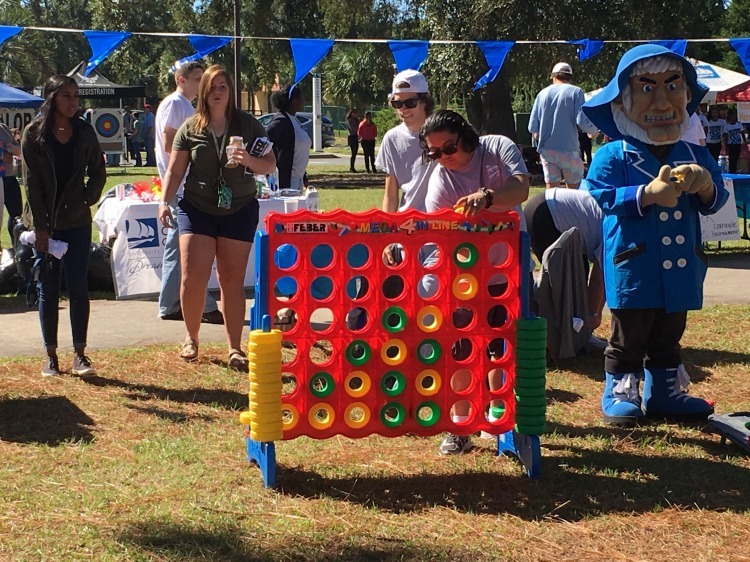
[{"left": 700, "top": 178, "right": 740, "bottom": 242}]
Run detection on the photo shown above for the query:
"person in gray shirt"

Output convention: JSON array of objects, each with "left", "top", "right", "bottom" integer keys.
[{"left": 523, "top": 187, "right": 605, "bottom": 330}]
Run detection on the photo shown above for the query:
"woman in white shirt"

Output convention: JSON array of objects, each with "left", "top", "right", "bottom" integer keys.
[
  {"left": 723, "top": 109, "right": 745, "bottom": 173},
  {"left": 705, "top": 106, "right": 726, "bottom": 163},
  {"left": 266, "top": 85, "right": 311, "bottom": 193}
]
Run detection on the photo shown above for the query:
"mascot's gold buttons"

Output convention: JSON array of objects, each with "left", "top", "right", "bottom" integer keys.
[
  {"left": 675, "top": 235, "right": 685, "bottom": 244},
  {"left": 674, "top": 210, "right": 683, "bottom": 220},
  {"left": 677, "top": 258, "right": 687, "bottom": 268},
  {"left": 660, "top": 212, "right": 669, "bottom": 221},
  {"left": 663, "top": 260, "right": 673, "bottom": 269},
  {"left": 662, "top": 236, "right": 672, "bottom": 245}
]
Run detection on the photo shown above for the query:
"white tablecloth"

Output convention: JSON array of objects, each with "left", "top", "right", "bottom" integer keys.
[{"left": 94, "top": 196, "right": 304, "bottom": 299}]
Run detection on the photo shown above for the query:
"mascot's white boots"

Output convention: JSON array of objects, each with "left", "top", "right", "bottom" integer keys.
[
  {"left": 642, "top": 365, "right": 714, "bottom": 422},
  {"left": 602, "top": 372, "right": 644, "bottom": 425}
]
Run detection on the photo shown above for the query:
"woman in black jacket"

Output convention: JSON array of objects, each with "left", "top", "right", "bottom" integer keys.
[
  {"left": 22, "top": 75, "right": 106, "bottom": 377},
  {"left": 266, "top": 84, "right": 311, "bottom": 192}
]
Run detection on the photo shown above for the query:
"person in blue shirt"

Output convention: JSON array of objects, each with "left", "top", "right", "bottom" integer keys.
[
  {"left": 529, "top": 62, "right": 598, "bottom": 189},
  {"left": 582, "top": 44, "right": 729, "bottom": 425}
]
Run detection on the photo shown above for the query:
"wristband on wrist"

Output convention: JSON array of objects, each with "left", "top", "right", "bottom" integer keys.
[
  {"left": 159, "top": 201, "right": 169, "bottom": 207},
  {"left": 478, "top": 187, "right": 494, "bottom": 209}
]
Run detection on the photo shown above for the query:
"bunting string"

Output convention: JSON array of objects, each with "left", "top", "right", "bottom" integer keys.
[{"left": 2, "top": 24, "right": 750, "bottom": 91}]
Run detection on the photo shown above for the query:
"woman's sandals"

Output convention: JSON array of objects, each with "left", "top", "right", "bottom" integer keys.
[
  {"left": 179, "top": 339, "right": 199, "bottom": 361},
  {"left": 228, "top": 348, "right": 248, "bottom": 372}
]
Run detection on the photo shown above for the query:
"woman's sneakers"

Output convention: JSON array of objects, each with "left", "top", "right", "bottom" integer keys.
[
  {"left": 41, "top": 356, "right": 61, "bottom": 377},
  {"left": 439, "top": 433, "right": 474, "bottom": 455},
  {"left": 72, "top": 354, "right": 96, "bottom": 376},
  {"left": 41, "top": 354, "right": 96, "bottom": 377}
]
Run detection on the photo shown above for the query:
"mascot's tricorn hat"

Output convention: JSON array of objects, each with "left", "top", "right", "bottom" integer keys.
[{"left": 582, "top": 44, "right": 707, "bottom": 140}]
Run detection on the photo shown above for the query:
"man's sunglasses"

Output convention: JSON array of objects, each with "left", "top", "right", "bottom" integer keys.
[
  {"left": 390, "top": 97, "right": 421, "bottom": 109},
  {"left": 425, "top": 143, "right": 459, "bottom": 160}
]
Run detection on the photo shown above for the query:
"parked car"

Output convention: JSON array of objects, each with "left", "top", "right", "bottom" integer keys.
[{"left": 256, "top": 112, "right": 336, "bottom": 147}]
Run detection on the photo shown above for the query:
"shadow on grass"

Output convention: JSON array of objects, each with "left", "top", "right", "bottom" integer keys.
[
  {"left": 126, "top": 404, "right": 218, "bottom": 423},
  {"left": 554, "top": 346, "right": 750, "bottom": 384},
  {"left": 306, "top": 173, "right": 383, "bottom": 190},
  {"left": 76, "top": 373, "right": 246, "bottom": 411},
  {"left": 0, "top": 395, "right": 95, "bottom": 445},
  {"left": 117, "top": 520, "right": 455, "bottom": 561},
  {"left": 274, "top": 425, "right": 749, "bottom": 521}
]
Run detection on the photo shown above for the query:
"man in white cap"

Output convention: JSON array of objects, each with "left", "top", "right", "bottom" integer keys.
[
  {"left": 529, "top": 62, "right": 598, "bottom": 189},
  {"left": 377, "top": 69, "right": 437, "bottom": 212}
]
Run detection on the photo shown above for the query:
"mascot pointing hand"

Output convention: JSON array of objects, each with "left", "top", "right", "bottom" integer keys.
[{"left": 582, "top": 44, "right": 729, "bottom": 425}]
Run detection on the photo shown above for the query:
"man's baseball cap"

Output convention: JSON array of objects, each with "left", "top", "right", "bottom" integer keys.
[
  {"left": 144, "top": 103, "right": 152, "bottom": 109},
  {"left": 551, "top": 62, "right": 573, "bottom": 77},
  {"left": 390, "top": 69, "right": 429, "bottom": 96}
]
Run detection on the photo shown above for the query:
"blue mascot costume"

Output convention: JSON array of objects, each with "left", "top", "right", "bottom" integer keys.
[{"left": 582, "top": 45, "right": 729, "bottom": 425}]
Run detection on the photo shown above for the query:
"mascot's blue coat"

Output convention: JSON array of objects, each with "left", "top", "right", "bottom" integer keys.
[{"left": 582, "top": 45, "right": 728, "bottom": 313}]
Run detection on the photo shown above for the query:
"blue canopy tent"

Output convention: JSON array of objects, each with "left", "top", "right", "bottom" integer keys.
[{"left": 0, "top": 82, "right": 43, "bottom": 108}]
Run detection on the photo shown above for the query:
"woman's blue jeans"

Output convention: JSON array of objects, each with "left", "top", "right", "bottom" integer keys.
[{"left": 36, "top": 225, "right": 91, "bottom": 352}]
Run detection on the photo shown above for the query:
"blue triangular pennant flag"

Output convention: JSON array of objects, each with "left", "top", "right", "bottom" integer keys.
[
  {"left": 650, "top": 40, "right": 688, "bottom": 57},
  {"left": 290, "top": 38, "right": 334, "bottom": 85},
  {"left": 173, "top": 35, "right": 233, "bottom": 70},
  {"left": 83, "top": 30, "right": 132, "bottom": 76},
  {"left": 730, "top": 38, "right": 750, "bottom": 75},
  {"left": 473, "top": 41, "right": 514, "bottom": 91},
  {"left": 0, "top": 26, "right": 22, "bottom": 48},
  {"left": 387, "top": 40, "right": 429, "bottom": 72},
  {"left": 568, "top": 38, "right": 604, "bottom": 62}
]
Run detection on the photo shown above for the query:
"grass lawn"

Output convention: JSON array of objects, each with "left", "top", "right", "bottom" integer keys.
[
  {"left": 2, "top": 161, "right": 750, "bottom": 559},
  {"left": 1, "top": 305, "right": 749, "bottom": 560}
]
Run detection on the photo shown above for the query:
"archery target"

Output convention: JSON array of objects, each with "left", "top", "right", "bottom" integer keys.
[
  {"left": 94, "top": 111, "right": 121, "bottom": 138},
  {"left": 91, "top": 108, "right": 124, "bottom": 152}
]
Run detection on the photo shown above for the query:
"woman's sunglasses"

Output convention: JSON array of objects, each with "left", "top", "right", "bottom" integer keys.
[
  {"left": 390, "top": 97, "right": 421, "bottom": 110},
  {"left": 425, "top": 143, "right": 459, "bottom": 160}
]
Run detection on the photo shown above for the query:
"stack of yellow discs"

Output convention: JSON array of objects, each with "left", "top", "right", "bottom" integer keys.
[{"left": 242, "top": 329, "right": 283, "bottom": 442}]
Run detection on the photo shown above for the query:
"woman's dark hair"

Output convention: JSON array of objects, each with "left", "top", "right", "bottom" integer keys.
[
  {"left": 31, "top": 75, "right": 79, "bottom": 143},
  {"left": 271, "top": 84, "right": 302, "bottom": 112},
  {"left": 419, "top": 109, "right": 480, "bottom": 155},
  {"left": 345, "top": 108, "right": 358, "bottom": 120}
]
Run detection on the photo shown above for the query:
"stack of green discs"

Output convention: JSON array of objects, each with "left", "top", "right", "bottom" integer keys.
[{"left": 514, "top": 317, "right": 547, "bottom": 435}]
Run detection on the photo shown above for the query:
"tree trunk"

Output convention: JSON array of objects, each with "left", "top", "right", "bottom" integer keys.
[{"left": 466, "top": 70, "right": 516, "bottom": 142}]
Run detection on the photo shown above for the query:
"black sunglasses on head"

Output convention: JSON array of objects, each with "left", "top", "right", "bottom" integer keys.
[
  {"left": 426, "top": 143, "right": 459, "bottom": 160},
  {"left": 390, "top": 97, "right": 421, "bottom": 109}
]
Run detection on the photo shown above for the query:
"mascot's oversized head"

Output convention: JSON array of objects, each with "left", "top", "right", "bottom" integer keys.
[{"left": 583, "top": 44, "right": 707, "bottom": 145}]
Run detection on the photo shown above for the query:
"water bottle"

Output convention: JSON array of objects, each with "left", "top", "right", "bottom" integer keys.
[
  {"left": 254, "top": 174, "right": 267, "bottom": 198},
  {"left": 267, "top": 172, "right": 279, "bottom": 198},
  {"left": 306, "top": 185, "right": 320, "bottom": 212},
  {"left": 719, "top": 155, "right": 729, "bottom": 174}
]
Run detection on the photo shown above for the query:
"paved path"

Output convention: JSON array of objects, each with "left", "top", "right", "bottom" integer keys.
[{"left": 0, "top": 254, "right": 747, "bottom": 358}]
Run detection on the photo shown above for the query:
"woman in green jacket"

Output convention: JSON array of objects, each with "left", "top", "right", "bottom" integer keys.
[{"left": 22, "top": 75, "right": 107, "bottom": 377}]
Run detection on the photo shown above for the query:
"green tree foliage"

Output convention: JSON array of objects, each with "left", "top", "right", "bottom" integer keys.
[
  {"left": 421, "top": 0, "right": 728, "bottom": 139},
  {"left": 721, "top": 0, "right": 750, "bottom": 72},
  {"left": 0, "top": 0, "right": 736, "bottom": 127},
  {"left": 321, "top": 44, "right": 393, "bottom": 108}
]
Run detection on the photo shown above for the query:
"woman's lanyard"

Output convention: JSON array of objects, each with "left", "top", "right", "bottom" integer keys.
[
  {"left": 210, "top": 128, "right": 228, "bottom": 167},
  {"left": 210, "top": 128, "right": 233, "bottom": 209}
]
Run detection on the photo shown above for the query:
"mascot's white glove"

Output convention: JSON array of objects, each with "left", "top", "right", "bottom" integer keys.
[
  {"left": 643, "top": 165, "right": 680, "bottom": 208},
  {"left": 671, "top": 164, "right": 714, "bottom": 196}
]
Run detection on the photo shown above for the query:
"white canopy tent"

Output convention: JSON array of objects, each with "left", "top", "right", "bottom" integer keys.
[{"left": 689, "top": 58, "right": 750, "bottom": 103}]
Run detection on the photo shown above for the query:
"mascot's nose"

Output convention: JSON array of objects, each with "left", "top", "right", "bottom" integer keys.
[{"left": 652, "top": 85, "right": 671, "bottom": 109}]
